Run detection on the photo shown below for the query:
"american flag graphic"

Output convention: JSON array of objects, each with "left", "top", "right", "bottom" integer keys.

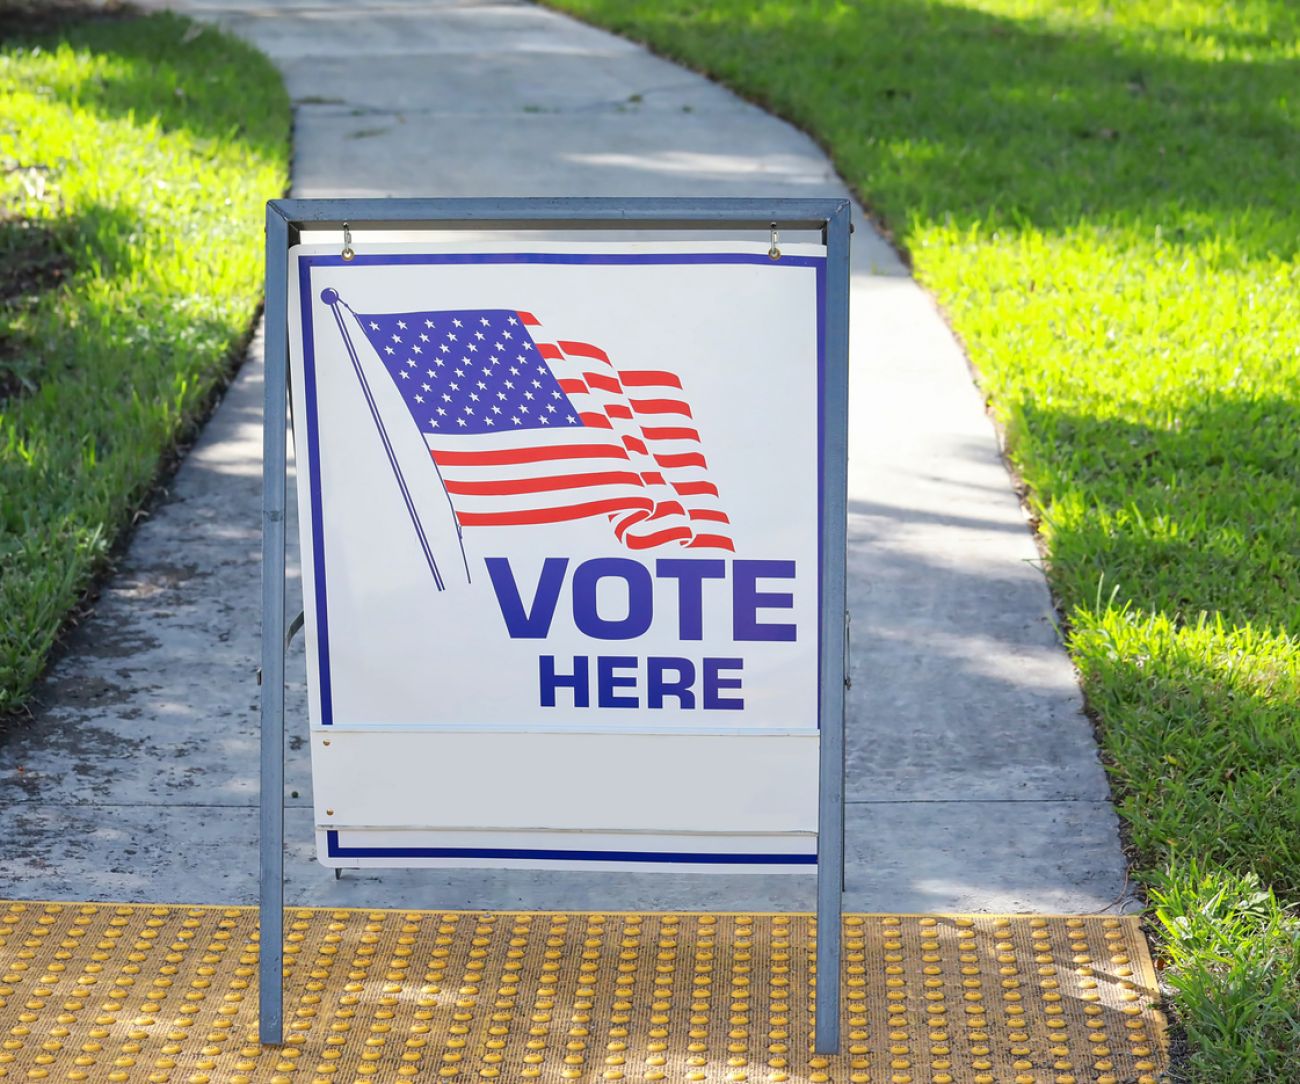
[{"left": 352, "top": 307, "right": 733, "bottom": 551}]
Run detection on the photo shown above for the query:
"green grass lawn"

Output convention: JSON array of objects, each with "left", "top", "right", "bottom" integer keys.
[
  {"left": 544, "top": 0, "right": 1300, "bottom": 1078},
  {"left": 0, "top": 11, "right": 290, "bottom": 713}
]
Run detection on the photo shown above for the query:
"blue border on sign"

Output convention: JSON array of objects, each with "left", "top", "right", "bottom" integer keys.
[
  {"left": 296, "top": 250, "right": 826, "bottom": 866},
  {"left": 297, "top": 258, "right": 335, "bottom": 726},
  {"left": 815, "top": 259, "right": 826, "bottom": 703},
  {"left": 325, "top": 830, "right": 817, "bottom": 865}
]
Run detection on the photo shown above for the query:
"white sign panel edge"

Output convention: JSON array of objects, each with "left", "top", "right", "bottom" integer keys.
[{"left": 287, "top": 240, "right": 827, "bottom": 871}]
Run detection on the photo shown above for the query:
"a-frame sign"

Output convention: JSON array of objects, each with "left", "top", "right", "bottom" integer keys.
[{"left": 260, "top": 198, "right": 850, "bottom": 1052}]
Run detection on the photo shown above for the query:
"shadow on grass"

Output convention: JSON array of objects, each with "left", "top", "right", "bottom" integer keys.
[
  {"left": 3, "top": 10, "right": 288, "bottom": 164},
  {"left": 1004, "top": 392, "right": 1300, "bottom": 903},
  {"left": 1004, "top": 390, "right": 1300, "bottom": 892},
  {"left": 566, "top": 0, "right": 1298, "bottom": 261},
  {"left": 0, "top": 201, "right": 144, "bottom": 404},
  {"left": 1011, "top": 391, "right": 1300, "bottom": 633},
  {"left": 0, "top": 216, "right": 72, "bottom": 402}
]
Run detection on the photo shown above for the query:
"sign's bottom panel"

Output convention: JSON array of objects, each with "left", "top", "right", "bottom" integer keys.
[
  {"left": 0, "top": 901, "right": 1167, "bottom": 1084},
  {"left": 316, "top": 829, "right": 817, "bottom": 873}
]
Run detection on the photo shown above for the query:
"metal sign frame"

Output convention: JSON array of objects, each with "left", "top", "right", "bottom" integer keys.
[{"left": 259, "top": 197, "right": 850, "bottom": 1051}]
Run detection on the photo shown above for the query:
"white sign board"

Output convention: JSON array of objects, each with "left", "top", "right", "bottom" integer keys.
[{"left": 287, "top": 241, "right": 827, "bottom": 871}]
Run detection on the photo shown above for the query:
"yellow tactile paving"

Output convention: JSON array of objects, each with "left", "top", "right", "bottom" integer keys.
[{"left": 0, "top": 903, "right": 1167, "bottom": 1084}]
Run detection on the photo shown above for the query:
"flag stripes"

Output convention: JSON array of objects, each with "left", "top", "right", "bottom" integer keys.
[{"left": 352, "top": 306, "right": 733, "bottom": 552}]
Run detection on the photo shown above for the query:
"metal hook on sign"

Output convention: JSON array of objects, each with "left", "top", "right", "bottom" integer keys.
[
  {"left": 341, "top": 222, "right": 355, "bottom": 262},
  {"left": 768, "top": 222, "right": 782, "bottom": 261}
]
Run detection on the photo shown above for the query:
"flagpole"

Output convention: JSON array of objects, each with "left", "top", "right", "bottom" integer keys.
[
  {"left": 335, "top": 294, "right": 472, "bottom": 584},
  {"left": 321, "top": 288, "right": 446, "bottom": 592},
  {"left": 428, "top": 445, "right": 473, "bottom": 584}
]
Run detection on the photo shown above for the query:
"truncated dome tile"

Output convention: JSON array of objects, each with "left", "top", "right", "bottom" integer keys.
[{"left": 0, "top": 903, "right": 1167, "bottom": 1083}]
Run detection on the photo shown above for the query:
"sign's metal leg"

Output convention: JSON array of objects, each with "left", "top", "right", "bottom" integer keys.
[
  {"left": 259, "top": 204, "right": 291, "bottom": 1047},
  {"left": 814, "top": 201, "right": 852, "bottom": 1056}
]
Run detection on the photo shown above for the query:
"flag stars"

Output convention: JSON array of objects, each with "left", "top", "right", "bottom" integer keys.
[{"left": 361, "top": 308, "right": 583, "bottom": 438}]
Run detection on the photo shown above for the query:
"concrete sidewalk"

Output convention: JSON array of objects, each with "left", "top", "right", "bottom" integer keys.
[{"left": 0, "top": 0, "right": 1132, "bottom": 913}]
